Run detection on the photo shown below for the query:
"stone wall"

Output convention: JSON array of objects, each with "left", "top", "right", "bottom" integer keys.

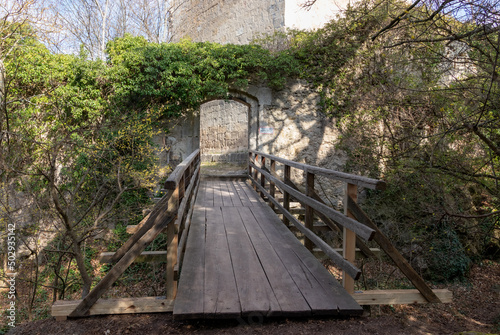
[
  {"left": 200, "top": 99, "right": 248, "bottom": 163},
  {"left": 257, "top": 79, "right": 347, "bottom": 207}
]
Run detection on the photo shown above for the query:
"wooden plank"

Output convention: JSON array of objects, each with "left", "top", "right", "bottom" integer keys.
[
  {"left": 352, "top": 289, "right": 452, "bottom": 305},
  {"left": 250, "top": 162, "right": 375, "bottom": 241},
  {"left": 173, "top": 207, "right": 206, "bottom": 319},
  {"left": 231, "top": 180, "right": 253, "bottom": 207},
  {"left": 222, "top": 206, "right": 281, "bottom": 317},
  {"left": 239, "top": 207, "right": 311, "bottom": 316},
  {"left": 313, "top": 248, "right": 381, "bottom": 258},
  {"left": 99, "top": 251, "right": 167, "bottom": 263},
  {"left": 212, "top": 180, "right": 223, "bottom": 208},
  {"left": 347, "top": 197, "right": 442, "bottom": 303},
  {"left": 164, "top": 149, "right": 200, "bottom": 190},
  {"left": 250, "top": 205, "right": 361, "bottom": 316},
  {"left": 126, "top": 224, "right": 169, "bottom": 235},
  {"left": 343, "top": 183, "right": 357, "bottom": 294},
  {"left": 201, "top": 180, "right": 214, "bottom": 208},
  {"left": 250, "top": 177, "right": 361, "bottom": 280},
  {"left": 249, "top": 150, "right": 386, "bottom": 190},
  {"left": 125, "top": 212, "right": 151, "bottom": 234},
  {"left": 252, "top": 154, "right": 259, "bottom": 192},
  {"left": 52, "top": 297, "right": 174, "bottom": 317},
  {"left": 226, "top": 180, "right": 243, "bottom": 207},
  {"left": 220, "top": 180, "right": 234, "bottom": 207},
  {"left": 238, "top": 180, "right": 262, "bottom": 205},
  {"left": 203, "top": 206, "right": 240, "bottom": 318}
]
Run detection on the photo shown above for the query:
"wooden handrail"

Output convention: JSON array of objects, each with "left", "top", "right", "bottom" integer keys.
[
  {"left": 250, "top": 162, "right": 375, "bottom": 241},
  {"left": 250, "top": 177, "right": 362, "bottom": 280},
  {"left": 248, "top": 150, "right": 373, "bottom": 292},
  {"left": 248, "top": 150, "right": 440, "bottom": 303},
  {"left": 68, "top": 150, "right": 201, "bottom": 317},
  {"left": 249, "top": 150, "right": 386, "bottom": 190},
  {"left": 164, "top": 149, "right": 200, "bottom": 190}
]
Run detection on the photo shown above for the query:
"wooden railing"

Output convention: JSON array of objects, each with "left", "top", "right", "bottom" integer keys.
[
  {"left": 248, "top": 150, "right": 443, "bottom": 302},
  {"left": 249, "top": 150, "right": 383, "bottom": 293},
  {"left": 60, "top": 149, "right": 201, "bottom": 318}
]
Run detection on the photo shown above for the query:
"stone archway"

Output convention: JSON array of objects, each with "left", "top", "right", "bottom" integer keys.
[
  {"left": 163, "top": 86, "right": 262, "bottom": 168},
  {"left": 199, "top": 99, "right": 249, "bottom": 165}
]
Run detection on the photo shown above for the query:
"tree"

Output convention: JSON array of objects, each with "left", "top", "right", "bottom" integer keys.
[
  {"left": 53, "top": 0, "right": 178, "bottom": 59},
  {"left": 291, "top": 0, "right": 500, "bottom": 277}
]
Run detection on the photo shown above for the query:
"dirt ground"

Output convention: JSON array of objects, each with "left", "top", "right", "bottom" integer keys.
[{"left": 6, "top": 261, "right": 499, "bottom": 335}]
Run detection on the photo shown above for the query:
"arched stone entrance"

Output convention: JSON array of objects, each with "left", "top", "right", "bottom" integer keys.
[
  {"left": 199, "top": 99, "right": 249, "bottom": 165},
  {"left": 164, "top": 87, "right": 261, "bottom": 169}
]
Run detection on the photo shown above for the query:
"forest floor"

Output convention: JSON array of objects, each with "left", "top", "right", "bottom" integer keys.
[{"left": 5, "top": 260, "right": 499, "bottom": 335}]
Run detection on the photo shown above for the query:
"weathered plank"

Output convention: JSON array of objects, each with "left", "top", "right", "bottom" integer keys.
[
  {"left": 343, "top": 183, "right": 357, "bottom": 294},
  {"left": 232, "top": 180, "right": 254, "bottom": 206},
  {"left": 238, "top": 180, "right": 262, "bottom": 205},
  {"left": 178, "top": 177, "right": 202, "bottom": 267},
  {"left": 239, "top": 206, "right": 312, "bottom": 316},
  {"left": 255, "top": 204, "right": 362, "bottom": 316},
  {"left": 201, "top": 180, "right": 214, "bottom": 208},
  {"left": 52, "top": 297, "right": 174, "bottom": 317},
  {"left": 173, "top": 165, "right": 200, "bottom": 230},
  {"left": 249, "top": 176, "right": 361, "bottom": 280},
  {"left": 203, "top": 206, "right": 240, "bottom": 318},
  {"left": 250, "top": 205, "right": 361, "bottom": 316},
  {"left": 270, "top": 168, "right": 376, "bottom": 259},
  {"left": 173, "top": 207, "right": 206, "bottom": 319},
  {"left": 222, "top": 206, "right": 281, "bottom": 317},
  {"left": 304, "top": 172, "right": 315, "bottom": 251},
  {"left": 220, "top": 180, "right": 234, "bottom": 207},
  {"left": 212, "top": 181, "right": 224, "bottom": 208},
  {"left": 226, "top": 180, "right": 243, "bottom": 206},
  {"left": 234, "top": 181, "right": 260, "bottom": 206},
  {"left": 352, "top": 289, "right": 452, "bottom": 305},
  {"left": 108, "top": 189, "right": 175, "bottom": 264}
]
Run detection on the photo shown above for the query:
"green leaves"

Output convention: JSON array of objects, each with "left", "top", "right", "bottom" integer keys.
[{"left": 107, "top": 36, "right": 299, "bottom": 118}]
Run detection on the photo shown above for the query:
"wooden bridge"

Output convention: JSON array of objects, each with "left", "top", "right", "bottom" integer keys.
[{"left": 52, "top": 149, "right": 451, "bottom": 320}]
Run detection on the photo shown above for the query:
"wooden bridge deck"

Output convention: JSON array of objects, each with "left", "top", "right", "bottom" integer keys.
[{"left": 173, "top": 178, "right": 363, "bottom": 319}]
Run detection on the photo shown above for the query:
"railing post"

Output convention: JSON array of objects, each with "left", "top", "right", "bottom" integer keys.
[
  {"left": 166, "top": 184, "right": 179, "bottom": 300},
  {"left": 260, "top": 155, "right": 266, "bottom": 199},
  {"left": 283, "top": 164, "right": 291, "bottom": 226},
  {"left": 269, "top": 159, "right": 276, "bottom": 210},
  {"left": 305, "top": 171, "right": 315, "bottom": 251},
  {"left": 253, "top": 154, "right": 259, "bottom": 191},
  {"left": 248, "top": 152, "right": 252, "bottom": 180},
  {"left": 343, "top": 183, "right": 357, "bottom": 294}
]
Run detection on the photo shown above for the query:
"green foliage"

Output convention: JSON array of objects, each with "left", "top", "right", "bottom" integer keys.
[
  {"left": 107, "top": 35, "right": 301, "bottom": 118},
  {"left": 273, "top": 0, "right": 500, "bottom": 280}
]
